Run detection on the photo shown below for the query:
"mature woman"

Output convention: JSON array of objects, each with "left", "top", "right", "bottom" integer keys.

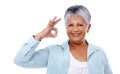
[{"left": 14, "top": 5, "right": 112, "bottom": 74}]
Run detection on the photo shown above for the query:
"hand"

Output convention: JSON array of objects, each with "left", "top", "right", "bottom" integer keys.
[{"left": 35, "top": 16, "right": 61, "bottom": 40}]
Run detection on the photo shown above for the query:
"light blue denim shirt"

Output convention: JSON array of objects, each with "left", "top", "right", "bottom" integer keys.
[{"left": 14, "top": 36, "right": 112, "bottom": 74}]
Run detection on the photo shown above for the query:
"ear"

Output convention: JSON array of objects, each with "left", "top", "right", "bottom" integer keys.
[{"left": 87, "top": 24, "right": 91, "bottom": 33}]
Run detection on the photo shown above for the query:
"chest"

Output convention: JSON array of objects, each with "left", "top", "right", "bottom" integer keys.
[
  {"left": 70, "top": 47, "right": 87, "bottom": 62},
  {"left": 67, "top": 52, "right": 88, "bottom": 74}
]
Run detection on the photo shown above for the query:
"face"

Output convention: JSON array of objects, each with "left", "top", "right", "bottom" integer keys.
[{"left": 66, "top": 15, "right": 91, "bottom": 43}]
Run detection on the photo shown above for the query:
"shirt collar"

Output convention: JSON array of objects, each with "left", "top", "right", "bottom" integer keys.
[{"left": 60, "top": 40, "right": 101, "bottom": 58}]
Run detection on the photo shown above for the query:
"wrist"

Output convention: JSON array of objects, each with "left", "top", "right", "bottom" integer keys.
[{"left": 34, "top": 35, "right": 43, "bottom": 41}]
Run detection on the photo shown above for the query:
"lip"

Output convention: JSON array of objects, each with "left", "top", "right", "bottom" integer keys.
[{"left": 71, "top": 33, "right": 81, "bottom": 37}]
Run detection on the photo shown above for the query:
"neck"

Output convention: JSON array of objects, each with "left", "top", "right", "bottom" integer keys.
[
  {"left": 69, "top": 40, "right": 88, "bottom": 62},
  {"left": 69, "top": 40, "right": 88, "bottom": 51},
  {"left": 69, "top": 40, "right": 87, "bottom": 46}
]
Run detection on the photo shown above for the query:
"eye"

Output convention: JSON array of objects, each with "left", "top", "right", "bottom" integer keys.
[
  {"left": 68, "top": 24, "right": 73, "bottom": 26},
  {"left": 78, "top": 23, "right": 84, "bottom": 26}
]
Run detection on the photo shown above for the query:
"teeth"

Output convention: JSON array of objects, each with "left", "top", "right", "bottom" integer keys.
[{"left": 72, "top": 33, "right": 80, "bottom": 37}]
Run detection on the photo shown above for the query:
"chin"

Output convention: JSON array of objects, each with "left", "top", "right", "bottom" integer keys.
[{"left": 70, "top": 38, "right": 82, "bottom": 43}]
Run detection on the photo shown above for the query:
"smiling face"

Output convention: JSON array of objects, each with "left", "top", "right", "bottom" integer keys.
[{"left": 66, "top": 15, "right": 91, "bottom": 44}]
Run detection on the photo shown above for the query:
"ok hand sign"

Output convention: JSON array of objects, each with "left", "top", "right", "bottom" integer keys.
[{"left": 35, "top": 16, "right": 61, "bottom": 40}]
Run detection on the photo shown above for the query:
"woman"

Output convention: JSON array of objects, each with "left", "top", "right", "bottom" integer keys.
[{"left": 14, "top": 5, "right": 112, "bottom": 74}]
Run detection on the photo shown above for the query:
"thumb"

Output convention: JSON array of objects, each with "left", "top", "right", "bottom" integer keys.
[{"left": 50, "top": 27, "right": 58, "bottom": 38}]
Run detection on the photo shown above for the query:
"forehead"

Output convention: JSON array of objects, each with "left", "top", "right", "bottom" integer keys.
[{"left": 67, "top": 15, "right": 85, "bottom": 23}]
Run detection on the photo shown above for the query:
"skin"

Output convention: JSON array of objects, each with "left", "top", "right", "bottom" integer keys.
[
  {"left": 66, "top": 15, "right": 91, "bottom": 62},
  {"left": 35, "top": 16, "right": 91, "bottom": 62},
  {"left": 35, "top": 16, "right": 61, "bottom": 40}
]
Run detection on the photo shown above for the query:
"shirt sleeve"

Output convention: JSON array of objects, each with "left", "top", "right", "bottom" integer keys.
[
  {"left": 103, "top": 52, "right": 113, "bottom": 74},
  {"left": 14, "top": 36, "right": 49, "bottom": 68}
]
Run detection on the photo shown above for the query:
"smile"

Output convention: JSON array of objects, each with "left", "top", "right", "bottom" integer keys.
[{"left": 71, "top": 33, "right": 81, "bottom": 37}]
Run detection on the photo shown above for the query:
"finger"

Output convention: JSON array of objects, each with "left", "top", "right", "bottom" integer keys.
[
  {"left": 47, "top": 19, "right": 56, "bottom": 27},
  {"left": 51, "top": 18, "right": 61, "bottom": 27},
  {"left": 52, "top": 16, "right": 57, "bottom": 21},
  {"left": 53, "top": 18, "right": 61, "bottom": 25},
  {"left": 48, "top": 16, "right": 57, "bottom": 27},
  {"left": 48, "top": 17, "right": 61, "bottom": 27},
  {"left": 51, "top": 28, "right": 58, "bottom": 38},
  {"left": 47, "top": 19, "right": 53, "bottom": 27},
  {"left": 52, "top": 27, "right": 58, "bottom": 34}
]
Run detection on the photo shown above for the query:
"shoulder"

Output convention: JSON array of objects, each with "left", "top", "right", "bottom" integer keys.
[
  {"left": 48, "top": 40, "right": 68, "bottom": 48},
  {"left": 46, "top": 40, "right": 68, "bottom": 51},
  {"left": 88, "top": 43, "right": 108, "bottom": 61},
  {"left": 88, "top": 43, "right": 107, "bottom": 57},
  {"left": 88, "top": 43, "right": 104, "bottom": 52}
]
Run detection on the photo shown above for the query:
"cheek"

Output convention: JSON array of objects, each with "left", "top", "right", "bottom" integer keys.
[
  {"left": 66, "top": 27, "right": 71, "bottom": 33},
  {"left": 81, "top": 26, "right": 89, "bottom": 32},
  {"left": 66, "top": 28, "right": 72, "bottom": 37},
  {"left": 66, "top": 29, "right": 70, "bottom": 35},
  {"left": 83, "top": 29, "right": 88, "bottom": 34}
]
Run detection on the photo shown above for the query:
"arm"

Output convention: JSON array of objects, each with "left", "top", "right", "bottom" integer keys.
[
  {"left": 14, "top": 16, "right": 61, "bottom": 68},
  {"left": 104, "top": 57, "right": 113, "bottom": 74},
  {"left": 14, "top": 36, "right": 49, "bottom": 68},
  {"left": 103, "top": 52, "right": 113, "bottom": 74}
]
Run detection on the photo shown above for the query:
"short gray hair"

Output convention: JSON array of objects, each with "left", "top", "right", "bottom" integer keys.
[{"left": 64, "top": 5, "right": 91, "bottom": 25}]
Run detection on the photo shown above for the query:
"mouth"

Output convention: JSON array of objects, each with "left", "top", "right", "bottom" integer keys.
[{"left": 71, "top": 33, "right": 81, "bottom": 37}]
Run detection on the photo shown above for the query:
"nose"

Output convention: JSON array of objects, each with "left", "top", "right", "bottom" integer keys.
[{"left": 73, "top": 26, "right": 79, "bottom": 32}]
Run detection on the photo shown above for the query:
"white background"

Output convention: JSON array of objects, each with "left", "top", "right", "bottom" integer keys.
[{"left": 0, "top": 0, "right": 119, "bottom": 74}]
